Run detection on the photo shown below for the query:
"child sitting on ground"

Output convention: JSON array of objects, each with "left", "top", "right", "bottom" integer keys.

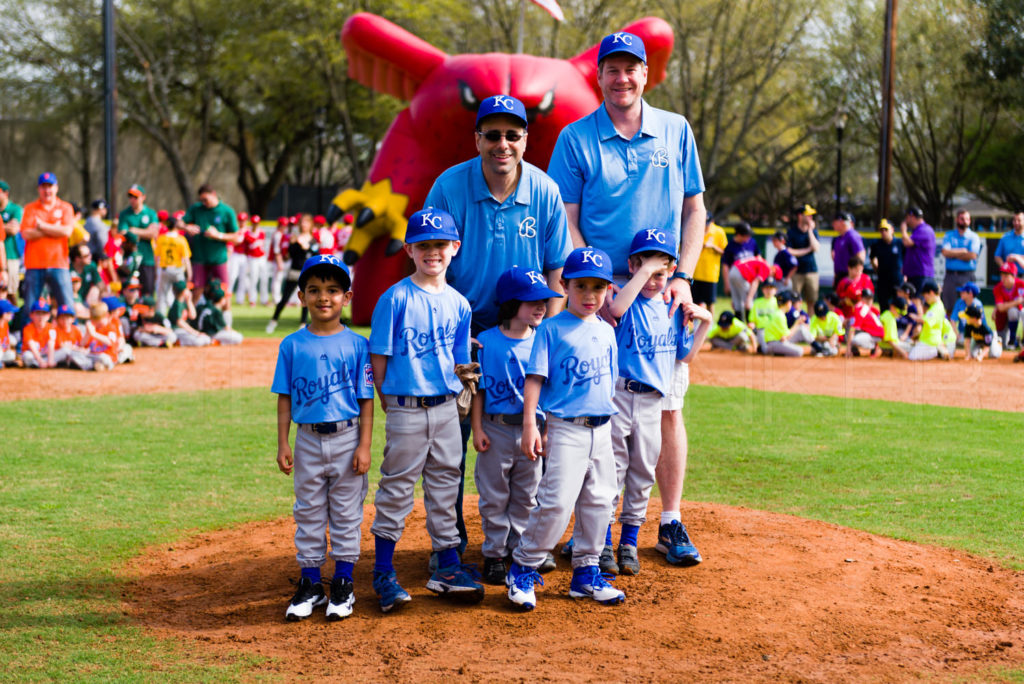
[
  {"left": 809, "top": 299, "right": 844, "bottom": 356},
  {"left": 879, "top": 296, "right": 911, "bottom": 359},
  {"left": 83, "top": 301, "right": 120, "bottom": 371},
  {"left": 21, "top": 300, "right": 56, "bottom": 368},
  {"left": 909, "top": 280, "right": 948, "bottom": 361},
  {"left": 761, "top": 291, "right": 805, "bottom": 357},
  {"left": 53, "top": 304, "right": 91, "bottom": 369},
  {"left": 708, "top": 310, "right": 755, "bottom": 353},
  {"left": 961, "top": 302, "right": 1001, "bottom": 361}
]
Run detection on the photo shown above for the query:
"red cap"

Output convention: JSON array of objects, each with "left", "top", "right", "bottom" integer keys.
[
  {"left": 289, "top": 216, "right": 299, "bottom": 225},
  {"left": 173, "top": 210, "right": 185, "bottom": 220},
  {"left": 343, "top": 213, "right": 354, "bottom": 224},
  {"left": 314, "top": 215, "right": 327, "bottom": 226},
  {"left": 251, "top": 214, "right": 261, "bottom": 224},
  {"left": 157, "top": 209, "right": 169, "bottom": 221},
  {"left": 999, "top": 262, "right": 1018, "bottom": 275},
  {"left": 277, "top": 216, "right": 289, "bottom": 225},
  {"left": 237, "top": 212, "right": 249, "bottom": 222}
]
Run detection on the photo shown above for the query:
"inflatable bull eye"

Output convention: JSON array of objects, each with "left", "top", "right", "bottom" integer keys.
[{"left": 330, "top": 12, "right": 674, "bottom": 324}]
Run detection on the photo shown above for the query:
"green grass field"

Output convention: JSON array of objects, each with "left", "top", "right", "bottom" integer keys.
[{"left": 1, "top": 382, "right": 1021, "bottom": 681}]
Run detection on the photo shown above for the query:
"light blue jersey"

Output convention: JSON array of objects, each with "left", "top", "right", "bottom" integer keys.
[
  {"left": 271, "top": 327, "right": 374, "bottom": 424},
  {"left": 942, "top": 229, "right": 982, "bottom": 271},
  {"left": 477, "top": 326, "right": 538, "bottom": 417},
  {"left": 994, "top": 231, "right": 1024, "bottom": 263},
  {"left": 547, "top": 100, "right": 705, "bottom": 274},
  {"left": 424, "top": 158, "right": 572, "bottom": 329},
  {"left": 527, "top": 311, "right": 617, "bottom": 418},
  {"left": 676, "top": 323, "right": 695, "bottom": 361},
  {"left": 369, "top": 277, "right": 471, "bottom": 397},
  {"left": 614, "top": 294, "right": 679, "bottom": 396}
]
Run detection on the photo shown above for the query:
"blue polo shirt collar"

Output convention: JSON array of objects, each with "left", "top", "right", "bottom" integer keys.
[
  {"left": 469, "top": 156, "right": 530, "bottom": 205},
  {"left": 597, "top": 99, "right": 656, "bottom": 141}
]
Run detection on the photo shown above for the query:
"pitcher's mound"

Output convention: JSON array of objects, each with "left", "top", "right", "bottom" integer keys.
[{"left": 123, "top": 498, "right": 1024, "bottom": 682}]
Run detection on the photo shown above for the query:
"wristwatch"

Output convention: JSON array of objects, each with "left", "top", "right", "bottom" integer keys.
[{"left": 671, "top": 271, "right": 694, "bottom": 285}]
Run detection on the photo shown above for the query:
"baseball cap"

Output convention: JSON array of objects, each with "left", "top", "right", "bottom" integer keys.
[
  {"left": 103, "top": 296, "right": 125, "bottom": 312},
  {"left": 38, "top": 172, "right": 57, "bottom": 186},
  {"left": 762, "top": 277, "right": 778, "bottom": 289},
  {"left": 314, "top": 215, "right": 327, "bottom": 226},
  {"left": 277, "top": 216, "right": 289, "bottom": 226},
  {"left": 91, "top": 198, "right": 108, "bottom": 210},
  {"left": 0, "top": 300, "right": 17, "bottom": 315},
  {"left": 237, "top": 212, "right": 249, "bottom": 222},
  {"left": 125, "top": 278, "right": 141, "bottom": 289},
  {"left": 562, "top": 246, "right": 614, "bottom": 283},
  {"left": 0, "top": 180, "right": 9, "bottom": 192},
  {"left": 717, "top": 310, "right": 734, "bottom": 327},
  {"left": 475, "top": 95, "right": 529, "bottom": 129},
  {"left": 251, "top": 214, "right": 261, "bottom": 224},
  {"left": 597, "top": 31, "right": 647, "bottom": 64},
  {"left": 813, "top": 299, "right": 829, "bottom": 317},
  {"left": 173, "top": 210, "right": 186, "bottom": 220},
  {"left": 898, "top": 281, "right": 916, "bottom": 296},
  {"left": 957, "top": 282, "right": 980, "bottom": 296},
  {"left": 157, "top": 209, "right": 169, "bottom": 221},
  {"left": 797, "top": 203, "right": 817, "bottom": 216},
  {"left": 210, "top": 286, "right": 226, "bottom": 301},
  {"left": 629, "top": 228, "right": 677, "bottom": 260},
  {"left": 31, "top": 300, "right": 51, "bottom": 313},
  {"left": 905, "top": 206, "right": 924, "bottom": 218},
  {"left": 297, "top": 254, "right": 352, "bottom": 290},
  {"left": 56, "top": 304, "right": 75, "bottom": 317},
  {"left": 127, "top": 183, "right": 146, "bottom": 197},
  {"left": 141, "top": 295, "right": 157, "bottom": 308},
  {"left": 772, "top": 229, "right": 787, "bottom": 242},
  {"left": 879, "top": 218, "right": 894, "bottom": 230},
  {"left": 999, "top": 262, "right": 1018, "bottom": 275},
  {"left": 833, "top": 211, "right": 854, "bottom": 222},
  {"left": 405, "top": 207, "right": 460, "bottom": 243},
  {"left": 920, "top": 279, "right": 939, "bottom": 294},
  {"left": 496, "top": 266, "right": 562, "bottom": 304},
  {"left": 891, "top": 295, "right": 907, "bottom": 311},
  {"left": 965, "top": 302, "right": 984, "bottom": 319},
  {"left": 172, "top": 280, "right": 189, "bottom": 294}
]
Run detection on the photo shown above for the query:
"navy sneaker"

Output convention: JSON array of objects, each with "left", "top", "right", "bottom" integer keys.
[
  {"left": 372, "top": 570, "right": 411, "bottom": 613},
  {"left": 482, "top": 557, "right": 507, "bottom": 585},
  {"left": 538, "top": 551, "right": 557, "bottom": 574},
  {"left": 568, "top": 565, "right": 625, "bottom": 605},
  {"left": 655, "top": 520, "right": 703, "bottom": 566},
  {"left": 426, "top": 564, "right": 485, "bottom": 602},
  {"left": 506, "top": 563, "right": 544, "bottom": 611}
]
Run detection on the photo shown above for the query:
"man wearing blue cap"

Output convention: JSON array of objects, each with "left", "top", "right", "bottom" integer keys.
[
  {"left": 548, "top": 31, "right": 707, "bottom": 568},
  {"left": 20, "top": 173, "right": 76, "bottom": 316},
  {"left": 423, "top": 94, "right": 573, "bottom": 565},
  {"left": 940, "top": 209, "right": 981, "bottom": 316},
  {"left": 0, "top": 180, "right": 23, "bottom": 303}
]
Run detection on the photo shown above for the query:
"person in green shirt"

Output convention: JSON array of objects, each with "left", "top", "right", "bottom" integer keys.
[
  {"left": 879, "top": 296, "right": 911, "bottom": 359},
  {"left": 909, "top": 280, "right": 948, "bottom": 361},
  {"left": 809, "top": 299, "right": 844, "bottom": 356},
  {"left": 70, "top": 243, "right": 104, "bottom": 316},
  {"left": 708, "top": 310, "right": 756, "bottom": 352},
  {"left": 1, "top": 180, "right": 24, "bottom": 303},
  {"left": 183, "top": 183, "right": 241, "bottom": 292},
  {"left": 748, "top": 277, "right": 779, "bottom": 350},
  {"left": 762, "top": 291, "right": 806, "bottom": 357},
  {"left": 118, "top": 184, "right": 160, "bottom": 295},
  {"left": 197, "top": 286, "right": 243, "bottom": 345}
]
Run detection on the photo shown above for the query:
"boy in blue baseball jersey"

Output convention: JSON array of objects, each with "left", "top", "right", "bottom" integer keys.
[
  {"left": 368, "top": 208, "right": 482, "bottom": 612},
  {"left": 471, "top": 266, "right": 562, "bottom": 585},
  {"left": 272, "top": 255, "right": 374, "bottom": 622},
  {"left": 600, "top": 229, "right": 711, "bottom": 576},
  {"left": 506, "top": 246, "right": 624, "bottom": 611}
]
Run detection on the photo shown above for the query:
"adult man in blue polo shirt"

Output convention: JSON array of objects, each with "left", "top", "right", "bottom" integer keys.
[
  {"left": 547, "top": 31, "right": 706, "bottom": 567},
  {"left": 423, "top": 94, "right": 572, "bottom": 566},
  {"left": 994, "top": 211, "right": 1024, "bottom": 275},
  {"left": 940, "top": 209, "right": 981, "bottom": 315}
]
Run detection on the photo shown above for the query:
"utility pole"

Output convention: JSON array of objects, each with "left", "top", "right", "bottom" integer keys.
[
  {"left": 876, "top": 0, "right": 898, "bottom": 223},
  {"left": 102, "top": 0, "right": 117, "bottom": 214}
]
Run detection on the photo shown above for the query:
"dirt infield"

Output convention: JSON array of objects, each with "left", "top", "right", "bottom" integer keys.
[
  {"left": 2, "top": 339, "right": 1021, "bottom": 411},
  {"left": 124, "top": 498, "right": 1024, "bottom": 682}
]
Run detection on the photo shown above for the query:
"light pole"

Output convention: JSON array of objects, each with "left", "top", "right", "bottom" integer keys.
[{"left": 835, "top": 109, "right": 847, "bottom": 215}]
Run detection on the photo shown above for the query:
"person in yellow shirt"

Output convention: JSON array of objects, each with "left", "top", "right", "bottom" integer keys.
[
  {"left": 692, "top": 212, "right": 727, "bottom": 312},
  {"left": 154, "top": 215, "right": 193, "bottom": 312},
  {"left": 909, "top": 281, "right": 948, "bottom": 361},
  {"left": 879, "top": 296, "right": 911, "bottom": 358}
]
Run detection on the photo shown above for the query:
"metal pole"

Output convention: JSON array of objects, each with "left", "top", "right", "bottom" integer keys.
[
  {"left": 516, "top": 0, "right": 524, "bottom": 53},
  {"left": 836, "top": 125, "right": 844, "bottom": 215},
  {"left": 103, "top": 0, "right": 117, "bottom": 214},
  {"left": 876, "top": 0, "right": 897, "bottom": 223}
]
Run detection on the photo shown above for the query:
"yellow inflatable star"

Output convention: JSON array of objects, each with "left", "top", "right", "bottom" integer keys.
[{"left": 327, "top": 178, "right": 409, "bottom": 264}]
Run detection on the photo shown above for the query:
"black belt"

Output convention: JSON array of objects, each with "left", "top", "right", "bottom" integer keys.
[
  {"left": 304, "top": 419, "right": 359, "bottom": 434},
  {"left": 617, "top": 378, "right": 659, "bottom": 394},
  {"left": 485, "top": 413, "right": 546, "bottom": 428},
  {"left": 556, "top": 415, "right": 612, "bottom": 428},
  {"left": 395, "top": 394, "right": 453, "bottom": 408}
]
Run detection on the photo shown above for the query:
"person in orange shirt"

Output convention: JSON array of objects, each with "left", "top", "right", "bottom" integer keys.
[
  {"left": 0, "top": 299, "right": 17, "bottom": 366},
  {"left": 83, "top": 301, "right": 119, "bottom": 371},
  {"left": 53, "top": 304, "right": 91, "bottom": 369},
  {"left": 20, "top": 173, "right": 76, "bottom": 316},
  {"left": 21, "top": 300, "right": 57, "bottom": 368}
]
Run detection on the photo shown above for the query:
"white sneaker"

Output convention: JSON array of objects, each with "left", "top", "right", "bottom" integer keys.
[
  {"left": 285, "top": 577, "right": 327, "bottom": 621},
  {"left": 326, "top": 577, "right": 355, "bottom": 621},
  {"left": 506, "top": 564, "right": 543, "bottom": 611},
  {"left": 568, "top": 565, "right": 625, "bottom": 605},
  {"left": 264, "top": 319, "right": 278, "bottom": 334}
]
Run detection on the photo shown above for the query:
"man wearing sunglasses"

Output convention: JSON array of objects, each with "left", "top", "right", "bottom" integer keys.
[
  {"left": 547, "top": 32, "right": 707, "bottom": 569},
  {"left": 423, "top": 94, "right": 573, "bottom": 566}
]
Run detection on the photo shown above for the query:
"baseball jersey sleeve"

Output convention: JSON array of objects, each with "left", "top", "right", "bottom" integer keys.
[
  {"left": 368, "top": 287, "right": 398, "bottom": 357},
  {"left": 547, "top": 129, "right": 585, "bottom": 205},
  {"left": 271, "top": 338, "right": 293, "bottom": 395},
  {"left": 354, "top": 333, "right": 375, "bottom": 399},
  {"left": 453, "top": 296, "right": 472, "bottom": 365},
  {"left": 526, "top": 320, "right": 552, "bottom": 379}
]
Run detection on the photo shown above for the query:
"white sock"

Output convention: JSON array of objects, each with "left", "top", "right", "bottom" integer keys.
[{"left": 660, "top": 511, "right": 681, "bottom": 526}]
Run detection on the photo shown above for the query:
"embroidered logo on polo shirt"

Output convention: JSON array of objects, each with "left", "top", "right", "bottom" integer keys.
[
  {"left": 518, "top": 216, "right": 537, "bottom": 239},
  {"left": 651, "top": 147, "right": 669, "bottom": 168}
]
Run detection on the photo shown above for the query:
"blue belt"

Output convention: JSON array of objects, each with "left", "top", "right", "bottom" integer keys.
[{"left": 395, "top": 394, "right": 454, "bottom": 408}]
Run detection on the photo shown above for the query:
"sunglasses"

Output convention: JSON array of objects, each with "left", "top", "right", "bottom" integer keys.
[{"left": 477, "top": 130, "right": 525, "bottom": 143}]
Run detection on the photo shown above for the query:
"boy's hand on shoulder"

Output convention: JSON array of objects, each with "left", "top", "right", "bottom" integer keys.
[
  {"left": 352, "top": 443, "right": 371, "bottom": 474},
  {"left": 277, "top": 445, "right": 294, "bottom": 475}
]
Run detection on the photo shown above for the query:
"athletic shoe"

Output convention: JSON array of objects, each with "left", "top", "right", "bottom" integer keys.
[
  {"left": 617, "top": 544, "right": 640, "bottom": 576},
  {"left": 426, "top": 564, "right": 485, "bottom": 602},
  {"left": 568, "top": 565, "right": 625, "bottom": 605},
  {"left": 538, "top": 551, "right": 557, "bottom": 574},
  {"left": 482, "top": 557, "right": 507, "bottom": 585},
  {"left": 655, "top": 520, "right": 703, "bottom": 566},
  {"left": 506, "top": 564, "right": 544, "bottom": 611},
  {"left": 599, "top": 544, "right": 619, "bottom": 575},
  {"left": 372, "top": 570, "right": 411, "bottom": 613},
  {"left": 325, "top": 577, "right": 355, "bottom": 621},
  {"left": 560, "top": 537, "right": 574, "bottom": 558},
  {"left": 264, "top": 319, "right": 277, "bottom": 334},
  {"left": 285, "top": 576, "right": 327, "bottom": 621}
]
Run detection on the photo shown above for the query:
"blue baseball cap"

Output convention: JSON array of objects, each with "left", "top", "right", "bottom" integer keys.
[
  {"left": 597, "top": 31, "right": 646, "bottom": 64},
  {"left": 297, "top": 254, "right": 351, "bottom": 290},
  {"left": 957, "top": 282, "right": 980, "bottom": 296},
  {"left": 56, "top": 304, "right": 75, "bottom": 317},
  {"left": 102, "top": 296, "right": 125, "bottom": 311},
  {"left": 0, "top": 300, "right": 17, "bottom": 315},
  {"left": 30, "top": 300, "right": 51, "bottom": 313},
  {"left": 38, "top": 172, "right": 57, "bottom": 186},
  {"left": 475, "top": 95, "right": 528, "bottom": 129},
  {"left": 405, "top": 207, "right": 460, "bottom": 244},
  {"left": 496, "top": 266, "right": 562, "bottom": 304},
  {"left": 562, "top": 246, "right": 614, "bottom": 283},
  {"left": 629, "top": 228, "right": 678, "bottom": 260}
]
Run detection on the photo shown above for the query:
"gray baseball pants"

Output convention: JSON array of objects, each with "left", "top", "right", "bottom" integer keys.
[
  {"left": 173, "top": 328, "right": 211, "bottom": 347},
  {"left": 512, "top": 417, "right": 617, "bottom": 570},
  {"left": 371, "top": 397, "right": 462, "bottom": 551},
  {"left": 54, "top": 348, "right": 93, "bottom": 370},
  {"left": 610, "top": 385, "right": 663, "bottom": 527},
  {"left": 473, "top": 418, "right": 543, "bottom": 559},
  {"left": 293, "top": 422, "right": 368, "bottom": 567}
]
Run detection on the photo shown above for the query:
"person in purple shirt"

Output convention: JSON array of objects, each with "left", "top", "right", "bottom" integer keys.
[
  {"left": 900, "top": 206, "right": 935, "bottom": 292},
  {"left": 831, "top": 212, "right": 865, "bottom": 283}
]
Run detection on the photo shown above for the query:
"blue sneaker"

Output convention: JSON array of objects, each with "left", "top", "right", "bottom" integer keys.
[
  {"left": 568, "top": 565, "right": 625, "bottom": 605},
  {"left": 655, "top": 520, "right": 702, "bottom": 566},
  {"left": 506, "top": 563, "right": 544, "bottom": 611},
  {"left": 560, "top": 537, "right": 575, "bottom": 558},
  {"left": 426, "top": 563, "right": 485, "bottom": 603},
  {"left": 373, "top": 570, "right": 411, "bottom": 613}
]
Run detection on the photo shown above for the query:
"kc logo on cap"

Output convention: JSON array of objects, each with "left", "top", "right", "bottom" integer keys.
[
  {"left": 406, "top": 207, "right": 461, "bottom": 243},
  {"left": 475, "top": 94, "right": 529, "bottom": 129},
  {"left": 629, "top": 227, "right": 678, "bottom": 259},
  {"left": 597, "top": 31, "right": 647, "bottom": 64}
]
